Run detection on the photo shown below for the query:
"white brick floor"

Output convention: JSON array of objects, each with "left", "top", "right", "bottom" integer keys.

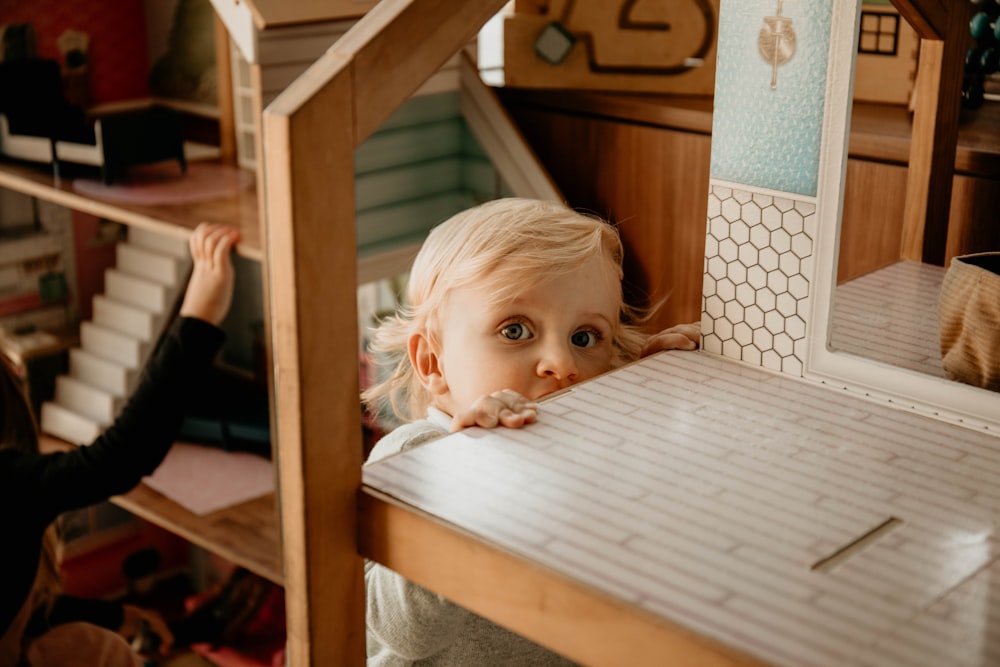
[{"left": 365, "top": 350, "right": 1000, "bottom": 667}]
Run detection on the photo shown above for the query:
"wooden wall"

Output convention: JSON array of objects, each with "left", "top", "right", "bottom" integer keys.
[{"left": 503, "top": 103, "right": 711, "bottom": 331}]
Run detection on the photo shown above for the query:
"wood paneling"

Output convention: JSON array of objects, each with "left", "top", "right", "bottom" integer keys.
[
  {"left": 505, "top": 105, "right": 710, "bottom": 331},
  {"left": 838, "top": 160, "right": 909, "bottom": 282},
  {"left": 946, "top": 173, "right": 1000, "bottom": 260},
  {"left": 504, "top": 93, "right": 999, "bottom": 296}
]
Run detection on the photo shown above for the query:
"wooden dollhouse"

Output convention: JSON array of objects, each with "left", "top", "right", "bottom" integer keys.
[
  {"left": 0, "top": 0, "right": 995, "bottom": 664},
  {"left": 261, "top": 0, "right": 998, "bottom": 665}
]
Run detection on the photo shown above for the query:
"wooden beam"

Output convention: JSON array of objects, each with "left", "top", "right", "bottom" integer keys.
[
  {"left": 890, "top": 0, "right": 947, "bottom": 39},
  {"left": 263, "top": 51, "right": 365, "bottom": 666},
  {"left": 331, "top": 0, "right": 509, "bottom": 145},
  {"left": 899, "top": 4, "right": 971, "bottom": 264}
]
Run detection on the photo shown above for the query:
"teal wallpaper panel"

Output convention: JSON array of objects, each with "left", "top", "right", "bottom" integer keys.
[{"left": 710, "top": 0, "right": 834, "bottom": 196}]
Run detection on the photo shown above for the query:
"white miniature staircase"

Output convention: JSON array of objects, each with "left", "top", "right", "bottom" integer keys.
[{"left": 40, "top": 228, "right": 191, "bottom": 445}]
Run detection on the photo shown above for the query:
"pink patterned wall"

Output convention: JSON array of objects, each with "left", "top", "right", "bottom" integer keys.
[{"left": 0, "top": 0, "right": 150, "bottom": 104}]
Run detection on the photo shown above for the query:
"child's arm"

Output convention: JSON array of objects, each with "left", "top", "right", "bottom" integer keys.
[
  {"left": 25, "top": 224, "right": 238, "bottom": 519},
  {"left": 448, "top": 389, "right": 538, "bottom": 432},
  {"left": 640, "top": 321, "right": 700, "bottom": 357}
]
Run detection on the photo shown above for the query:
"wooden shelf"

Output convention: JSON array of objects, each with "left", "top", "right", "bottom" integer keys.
[
  {"left": 0, "top": 158, "right": 263, "bottom": 260},
  {"left": 0, "top": 157, "right": 426, "bottom": 281},
  {"left": 848, "top": 101, "right": 1000, "bottom": 175},
  {"left": 39, "top": 433, "right": 283, "bottom": 585},
  {"left": 115, "top": 483, "right": 281, "bottom": 585}
]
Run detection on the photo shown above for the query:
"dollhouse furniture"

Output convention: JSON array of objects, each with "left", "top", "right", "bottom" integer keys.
[{"left": 0, "top": 58, "right": 185, "bottom": 183}]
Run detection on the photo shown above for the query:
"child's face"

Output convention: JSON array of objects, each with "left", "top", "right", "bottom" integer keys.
[{"left": 420, "top": 253, "right": 621, "bottom": 417}]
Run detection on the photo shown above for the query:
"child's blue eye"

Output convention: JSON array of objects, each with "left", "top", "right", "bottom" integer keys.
[
  {"left": 571, "top": 330, "right": 598, "bottom": 348},
  {"left": 501, "top": 323, "right": 531, "bottom": 340}
]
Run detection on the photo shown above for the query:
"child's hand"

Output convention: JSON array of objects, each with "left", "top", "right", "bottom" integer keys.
[
  {"left": 641, "top": 321, "right": 700, "bottom": 357},
  {"left": 119, "top": 604, "right": 175, "bottom": 655},
  {"left": 179, "top": 223, "right": 241, "bottom": 326},
  {"left": 449, "top": 389, "right": 538, "bottom": 432}
]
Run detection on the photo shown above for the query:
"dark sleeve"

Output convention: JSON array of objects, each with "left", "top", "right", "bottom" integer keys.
[
  {"left": 14, "top": 317, "right": 225, "bottom": 522},
  {"left": 24, "top": 595, "right": 123, "bottom": 638}
]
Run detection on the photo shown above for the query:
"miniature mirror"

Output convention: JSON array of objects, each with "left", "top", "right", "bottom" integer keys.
[{"left": 808, "top": 1, "right": 1000, "bottom": 430}]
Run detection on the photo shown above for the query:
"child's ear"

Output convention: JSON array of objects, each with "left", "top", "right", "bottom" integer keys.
[{"left": 408, "top": 331, "right": 448, "bottom": 396}]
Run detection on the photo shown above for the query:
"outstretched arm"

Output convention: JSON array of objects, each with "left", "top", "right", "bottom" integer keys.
[
  {"left": 179, "top": 222, "right": 241, "bottom": 326},
  {"left": 641, "top": 321, "right": 700, "bottom": 358},
  {"left": 27, "top": 224, "right": 240, "bottom": 519}
]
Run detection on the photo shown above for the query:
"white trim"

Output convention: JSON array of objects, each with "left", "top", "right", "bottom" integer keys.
[{"left": 707, "top": 177, "right": 819, "bottom": 205}]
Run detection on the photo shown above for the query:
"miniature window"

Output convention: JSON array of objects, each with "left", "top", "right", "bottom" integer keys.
[{"left": 858, "top": 11, "right": 899, "bottom": 56}]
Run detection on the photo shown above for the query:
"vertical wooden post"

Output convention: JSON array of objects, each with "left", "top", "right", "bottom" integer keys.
[
  {"left": 212, "top": 15, "right": 237, "bottom": 166},
  {"left": 261, "top": 2, "right": 513, "bottom": 665},
  {"left": 263, "top": 53, "right": 365, "bottom": 666},
  {"left": 898, "top": 3, "right": 971, "bottom": 264}
]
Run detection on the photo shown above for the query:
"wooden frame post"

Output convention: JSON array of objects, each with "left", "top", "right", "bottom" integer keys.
[
  {"left": 897, "top": 2, "right": 972, "bottom": 264},
  {"left": 262, "top": 1, "right": 508, "bottom": 664}
]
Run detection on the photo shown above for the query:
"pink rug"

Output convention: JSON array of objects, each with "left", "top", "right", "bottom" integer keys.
[
  {"left": 143, "top": 442, "right": 274, "bottom": 516},
  {"left": 72, "top": 162, "right": 253, "bottom": 205}
]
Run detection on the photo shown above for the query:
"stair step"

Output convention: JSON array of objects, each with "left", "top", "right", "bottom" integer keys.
[
  {"left": 116, "top": 243, "right": 183, "bottom": 286},
  {"left": 128, "top": 227, "right": 190, "bottom": 260},
  {"left": 40, "top": 402, "right": 101, "bottom": 446},
  {"left": 92, "top": 295, "right": 158, "bottom": 342},
  {"left": 54, "top": 375, "right": 119, "bottom": 425},
  {"left": 68, "top": 348, "right": 135, "bottom": 398},
  {"left": 80, "top": 322, "right": 145, "bottom": 370},
  {"left": 103, "top": 269, "right": 169, "bottom": 314}
]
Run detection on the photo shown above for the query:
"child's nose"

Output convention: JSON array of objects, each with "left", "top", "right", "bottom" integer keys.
[{"left": 537, "top": 343, "right": 578, "bottom": 381}]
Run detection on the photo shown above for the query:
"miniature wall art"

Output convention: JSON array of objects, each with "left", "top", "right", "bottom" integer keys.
[{"left": 503, "top": 0, "right": 720, "bottom": 93}]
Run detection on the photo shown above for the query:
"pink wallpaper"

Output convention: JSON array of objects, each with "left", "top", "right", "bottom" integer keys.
[{"left": 0, "top": 0, "right": 150, "bottom": 104}]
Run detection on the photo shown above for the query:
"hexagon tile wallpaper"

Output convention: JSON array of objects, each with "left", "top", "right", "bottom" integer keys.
[{"left": 702, "top": 184, "right": 815, "bottom": 374}]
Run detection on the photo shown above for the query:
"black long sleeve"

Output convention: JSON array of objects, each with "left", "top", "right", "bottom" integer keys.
[{"left": 0, "top": 317, "right": 225, "bottom": 636}]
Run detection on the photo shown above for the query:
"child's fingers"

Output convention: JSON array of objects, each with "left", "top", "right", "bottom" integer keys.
[
  {"left": 214, "top": 228, "right": 240, "bottom": 263},
  {"left": 190, "top": 223, "right": 239, "bottom": 263},
  {"left": 189, "top": 222, "right": 213, "bottom": 260},
  {"left": 641, "top": 322, "right": 701, "bottom": 357},
  {"left": 450, "top": 390, "right": 538, "bottom": 431}
]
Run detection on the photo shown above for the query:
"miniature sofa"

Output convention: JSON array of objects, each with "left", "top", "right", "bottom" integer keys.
[{"left": 0, "top": 58, "right": 185, "bottom": 184}]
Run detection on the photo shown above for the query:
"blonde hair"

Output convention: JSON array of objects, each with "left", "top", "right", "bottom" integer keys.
[{"left": 362, "top": 198, "right": 647, "bottom": 423}]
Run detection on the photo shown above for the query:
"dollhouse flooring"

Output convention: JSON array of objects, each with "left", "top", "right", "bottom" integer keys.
[
  {"left": 830, "top": 260, "right": 947, "bottom": 379},
  {"left": 72, "top": 162, "right": 253, "bottom": 206},
  {"left": 364, "top": 350, "right": 1000, "bottom": 667}
]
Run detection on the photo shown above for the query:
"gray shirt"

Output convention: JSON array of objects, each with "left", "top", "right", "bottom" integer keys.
[{"left": 364, "top": 409, "right": 577, "bottom": 666}]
